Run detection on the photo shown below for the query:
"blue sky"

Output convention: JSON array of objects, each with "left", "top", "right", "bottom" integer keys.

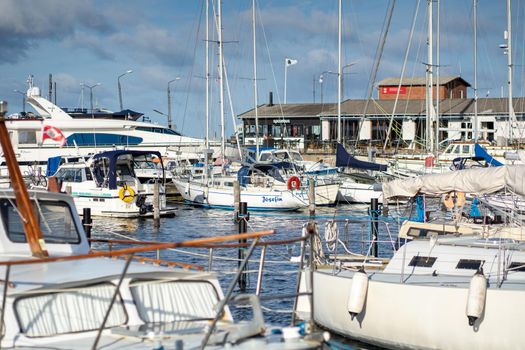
[{"left": 0, "top": 0, "right": 520, "bottom": 138}]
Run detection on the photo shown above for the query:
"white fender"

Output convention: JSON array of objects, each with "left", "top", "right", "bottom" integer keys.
[
  {"left": 185, "top": 182, "right": 190, "bottom": 195},
  {"left": 347, "top": 268, "right": 369, "bottom": 320},
  {"left": 466, "top": 269, "right": 487, "bottom": 326}
]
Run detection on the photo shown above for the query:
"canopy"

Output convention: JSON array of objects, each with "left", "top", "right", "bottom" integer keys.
[
  {"left": 474, "top": 143, "right": 503, "bottom": 167},
  {"left": 335, "top": 143, "right": 387, "bottom": 171},
  {"left": 93, "top": 150, "right": 162, "bottom": 190},
  {"left": 382, "top": 165, "right": 525, "bottom": 199}
]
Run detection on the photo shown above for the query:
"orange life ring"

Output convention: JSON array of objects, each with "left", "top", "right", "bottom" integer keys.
[{"left": 287, "top": 176, "right": 301, "bottom": 191}]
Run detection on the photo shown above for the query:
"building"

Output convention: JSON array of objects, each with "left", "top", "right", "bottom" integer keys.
[
  {"left": 377, "top": 76, "right": 470, "bottom": 100},
  {"left": 239, "top": 90, "right": 525, "bottom": 151}
]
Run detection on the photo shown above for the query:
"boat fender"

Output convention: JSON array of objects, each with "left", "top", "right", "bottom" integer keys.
[
  {"left": 347, "top": 267, "right": 369, "bottom": 320},
  {"left": 185, "top": 182, "right": 190, "bottom": 195},
  {"left": 466, "top": 268, "right": 487, "bottom": 326},
  {"left": 118, "top": 185, "right": 135, "bottom": 203},
  {"left": 287, "top": 176, "right": 301, "bottom": 191}
]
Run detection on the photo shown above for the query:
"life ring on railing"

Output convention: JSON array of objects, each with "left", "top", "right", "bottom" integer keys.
[
  {"left": 287, "top": 176, "right": 301, "bottom": 191},
  {"left": 118, "top": 185, "right": 135, "bottom": 203},
  {"left": 443, "top": 191, "right": 466, "bottom": 209}
]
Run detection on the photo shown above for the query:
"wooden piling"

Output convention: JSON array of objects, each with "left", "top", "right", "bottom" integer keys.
[{"left": 153, "top": 181, "right": 160, "bottom": 227}]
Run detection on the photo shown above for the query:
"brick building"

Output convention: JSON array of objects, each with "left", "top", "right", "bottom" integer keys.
[{"left": 378, "top": 76, "right": 470, "bottom": 100}]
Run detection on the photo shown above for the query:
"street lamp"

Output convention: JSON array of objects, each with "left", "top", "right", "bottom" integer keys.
[
  {"left": 319, "top": 71, "right": 337, "bottom": 104},
  {"left": 118, "top": 69, "right": 133, "bottom": 111},
  {"left": 167, "top": 77, "right": 181, "bottom": 130},
  {"left": 13, "top": 89, "right": 26, "bottom": 113},
  {"left": 341, "top": 62, "right": 357, "bottom": 100},
  {"left": 80, "top": 83, "right": 101, "bottom": 114},
  {"left": 284, "top": 58, "right": 298, "bottom": 104},
  {"left": 153, "top": 109, "right": 176, "bottom": 129}
]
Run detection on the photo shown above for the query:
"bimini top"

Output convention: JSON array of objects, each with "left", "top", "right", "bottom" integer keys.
[
  {"left": 336, "top": 143, "right": 387, "bottom": 171},
  {"left": 93, "top": 150, "right": 163, "bottom": 190},
  {"left": 383, "top": 165, "right": 525, "bottom": 199}
]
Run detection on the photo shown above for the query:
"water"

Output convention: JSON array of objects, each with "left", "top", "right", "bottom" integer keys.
[{"left": 90, "top": 202, "right": 407, "bottom": 347}]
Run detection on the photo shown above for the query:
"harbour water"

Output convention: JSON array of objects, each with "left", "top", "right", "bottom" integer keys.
[{"left": 90, "top": 201, "right": 407, "bottom": 347}]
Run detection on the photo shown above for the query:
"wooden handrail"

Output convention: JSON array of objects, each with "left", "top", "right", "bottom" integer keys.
[{"left": 0, "top": 230, "right": 274, "bottom": 266}]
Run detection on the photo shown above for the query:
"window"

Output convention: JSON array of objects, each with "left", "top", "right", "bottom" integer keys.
[
  {"left": 55, "top": 168, "right": 83, "bottom": 182},
  {"left": 509, "top": 262, "right": 525, "bottom": 272},
  {"left": 408, "top": 256, "right": 437, "bottom": 268},
  {"left": 462, "top": 145, "right": 470, "bottom": 154},
  {"left": 406, "top": 228, "right": 443, "bottom": 238},
  {"left": 19, "top": 131, "right": 37, "bottom": 144},
  {"left": 1, "top": 199, "right": 81, "bottom": 244},
  {"left": 456, "top": 259, "right": 483, "bottom": 270},
  {"left": 66, "top": 133, "right": 143, "bottom": 146}
]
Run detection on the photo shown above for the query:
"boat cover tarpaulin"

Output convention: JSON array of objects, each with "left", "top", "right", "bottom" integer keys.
[
  {"left": 474, "top": 143, "right": 503, "bottom": 166},
  {"left": 383, "top": 165, "right": 525, "bottom": 198},
  {"left": 336, "top": 143, "right": 387, "bottom": 171}
]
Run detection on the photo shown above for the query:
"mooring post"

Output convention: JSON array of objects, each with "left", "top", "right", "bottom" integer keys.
[
  {"left": 237, "top": 201, "right": 248, "bottom": 291},
  {"left": 153, "top": 181, "right": 160, "bottom": 227},
  {"left": 370, "top": 198, "right": 379, "bottom": 258},
  {"left": 82, "top": 207, "right": 92, "bottom": 246},
  {"left": 308, "top": 178, "right": 316, "bottom": 217}
]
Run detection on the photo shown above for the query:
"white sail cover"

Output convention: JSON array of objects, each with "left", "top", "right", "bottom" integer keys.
[{"left": 383, "top": 166, "right": 525, "bottom": 199}]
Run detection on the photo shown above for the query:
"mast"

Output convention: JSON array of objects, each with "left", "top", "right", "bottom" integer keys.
[
  {"left": 506, "top": 0, "right": 514, "bottom": 145},
  {"left": 217, "top": 0, "right": 226, "bottom": 163},
  {"left": 0, "top": 101, "right": 48, "bottom": 258},
  {"left": 205, "top": 0, "right": 210, "bottom": 186},
  {"left": 337, "top": 0, "right": 342, "bottom": 144},
  {"left": 426, "top": 0, "right": 434, "bottom": 152},
  {"left": 473, "top": 0, "right": 478, "bottom": 142},
  {"left": 435, "top": 0, "right": 440, "bottom": 155},
  {"left": 253, "top": 0, "right": 259, "bottom": 158}
]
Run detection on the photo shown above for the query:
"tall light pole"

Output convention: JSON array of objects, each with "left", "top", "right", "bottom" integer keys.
[
  {"left": 118, "top": 69, "right": 133, "bottom": 111},
  {"left": 319, "top": 71, "right": 337, "bottom": 104},
  {"left": 341, "top": 62, "right": 357, "bottom": 100},
  {"left": 13, "top": 90, "right": 26, "bottom": 113},
  {"left": 284, "top": 58, "right": 298, "bottom": 104},
  {"left": 167, "top": 77, "right": 181, "bottom": 130},
  {"left": 80, "top": 83, "right": 101, "bottom": 114}
]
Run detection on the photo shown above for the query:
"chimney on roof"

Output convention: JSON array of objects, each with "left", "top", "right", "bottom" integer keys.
[{"left": 268, "top": 91, "right": 274, "bottom": 106}]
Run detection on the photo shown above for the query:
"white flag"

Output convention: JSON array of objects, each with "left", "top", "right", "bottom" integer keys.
[{"left": 285, "top": 58, "right": 298, "bottom": 66}]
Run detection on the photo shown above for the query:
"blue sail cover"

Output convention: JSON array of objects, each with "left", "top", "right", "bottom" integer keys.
[
  {"left": 336, "top": 143, "right": 387, "bottom": 171},
  {"left": 474, "top": 143, "right": 503, "bottom": 167}
]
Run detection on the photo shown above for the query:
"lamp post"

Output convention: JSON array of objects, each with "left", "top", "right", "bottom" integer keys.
[
  {"left": 167, "top": 77, "right": 181, "bottom": 130},
  {"left": 118, "top": 69, "right": 133, "bottom": 111},
  {"left": 80, "top": 83, "right": 101, "bottom": 114},
  {"left": 153, "top": 109, "right": 175, "bottom": 129},
  {"left": 319, "top": 71, "right": 336, "bottom": 104},
  {"left": 341, "top": 62, "right": 357, "bottom": 100},
  {"left": 284, "top": 58, "right": 298, "bottom": 104},
  {"left": 13, "top": 90, "right": 26, "bottom": 113}
]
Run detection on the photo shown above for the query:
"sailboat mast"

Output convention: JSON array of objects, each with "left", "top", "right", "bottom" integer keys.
[
  {"left": 217, "top": 0, "right": 226, "bottom": 162},
  {"left": 253, "top": 0, "right": 259, "bottom": 158},
  {"left": 426, "top": 0, "right": 434, "bottom": 152},
  {"left": 507, "top": 0, "right": 514, "bottom": 144},
  {"left": 337, "top": 0, "right": 342, "bottom": 144},
  {"left": 435, "top": 0, "right": 440, "bottom": 155},
  {"left": 206, "top": 0, "right": 210, "bottom": 150},
  {"left": 473, "top": 0, "right": 478, "bottom": 142}
]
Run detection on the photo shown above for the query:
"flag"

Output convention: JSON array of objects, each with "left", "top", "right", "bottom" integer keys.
[
  {"left": 42, "top": 124, "right": 66, "bottom": 147},
  {"left": 285, "top": 58, "right": 298, "bottom": 66}
]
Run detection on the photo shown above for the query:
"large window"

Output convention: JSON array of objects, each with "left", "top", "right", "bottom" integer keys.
[
  {"left": 66, "top": 133, "right": 143, "bottom": 146},
  {"left": 1, "top": 199, "right": 81, "bottom": 244},
  {"left": 54, "top": 168, "right": 84, "bottom": 182},
  {"left": 18, "top": 131, "right": 37, "bottom": 144}
]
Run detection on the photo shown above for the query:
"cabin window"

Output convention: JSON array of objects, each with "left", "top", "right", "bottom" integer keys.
[
  {"left": 85, "top": 168, "right": 93, "bottom": 181},
  {"left": 66, "top": 133, "right": 143, "bottom": 146},
  {"left": 15, "top": 282, "right": 127, "bottom": 337},
  {"left": 456, "top": 259, "right": 484, "bottom": 270},
  {"left": 406, "top": 228, "right": 443, "bottom": 238},
  {"left": 55, "top": 168, "right": 83, "bottom": 182},
  {"left": 453, "top": 146, "right": 461, "bottom": 154},
  {"left": 260, "top": 154, "right": 272, "bottom": 161},
  {"left": 408, "top": 256, "right": 437, "bottom": 268},
  {"left": 130, "top": 280, "right": 220, "bottom": 323},
  {"left": 18, "top": 131, "right": 37, "bottom": 144},
  {"left": 1, "top": 199, "right": 81, "bottom": 244},
  {"left": 509, "top": 262, "right": 525, "bottom": 272}
]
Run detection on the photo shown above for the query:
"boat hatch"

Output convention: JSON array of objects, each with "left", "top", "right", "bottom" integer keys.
[
  {"left": 408, "top": 256, "right": 437, "bottom": 268},
  {"left": 456, "top": 259, "right": 484, "bottom": 270}
]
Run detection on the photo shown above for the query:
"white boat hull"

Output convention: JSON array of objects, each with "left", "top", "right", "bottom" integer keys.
[
  {"left": 173, "top": 179, "right": 307, "bottom": 211},
  {"left": 338, "top": 180, "right": 383, "bottom": 204},
  {"left": 310, "top": 269, "right": 525, "bottom": 350}
]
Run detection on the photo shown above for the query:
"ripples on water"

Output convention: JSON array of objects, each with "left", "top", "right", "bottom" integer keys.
[{"left": 91, "top": 201, "right": 436, "bottom": 348}]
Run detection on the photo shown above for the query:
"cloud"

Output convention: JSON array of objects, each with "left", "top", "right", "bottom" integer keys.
[{"left": 0, "top": 0, "right": 113, "bottom": 63}]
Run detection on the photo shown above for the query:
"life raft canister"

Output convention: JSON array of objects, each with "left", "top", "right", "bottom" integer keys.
[
  {"left": 287, "top": 176, "right": 301, "bottom": 191},
  {"left": 119, "top": 184, "right": 135, "bottom": 203}
]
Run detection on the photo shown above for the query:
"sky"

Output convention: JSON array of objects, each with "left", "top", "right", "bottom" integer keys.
[{"left": 0, "top": 0, "right": 521, "bottom": 139}]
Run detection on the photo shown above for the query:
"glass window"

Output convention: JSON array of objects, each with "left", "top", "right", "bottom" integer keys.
[
  {"left": 456, "top": 259, "right": 483, "bottom": 270},
  {"left": 66, "top": 133, "right": 143, "bottom": 146},
  {"left": 19, "top": 131, "right": 37, "bottom": 144},
  {"left": 1, "top": 199, "right": 81, "bottom": 244},
  {"left": 453, "top": 146, "right": 461, "bottom": 154},
  {"left": 462, "top": 145, "right": 470, "bottom": 154},
  {"left": 509, "top": 262, "right": 525, "bottom": 272},
  {"left": 408, "top": 256, "right": 436, "bottom": 268}
]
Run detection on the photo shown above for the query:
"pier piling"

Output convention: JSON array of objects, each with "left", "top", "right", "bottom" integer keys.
[
  {"left": 82, "top": 208, "right": 92, "bottom": 246},
  {"left": 153, "top": 181, "right": 160, "bottom": 227},
  {"left": 237, "top": 201, "right": 248, "bottom": 291},
  {"left": 370, "top": 198, "right": 379, "bottom": 257}
]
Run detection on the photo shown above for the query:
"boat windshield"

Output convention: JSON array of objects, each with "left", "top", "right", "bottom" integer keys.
[
  {"left": 291, "top": 151, "right": 303, "bottom": 162},
  {"left": 1, "top": 198, "right": 81, "bottom": 244}
]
